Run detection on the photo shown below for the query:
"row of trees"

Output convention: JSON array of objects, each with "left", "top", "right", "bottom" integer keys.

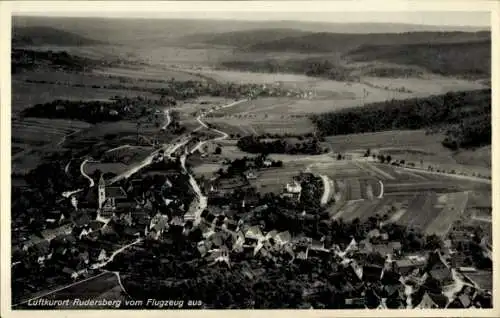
[{"left": 311, "top": 89, "right": 491, "bottom": 150}]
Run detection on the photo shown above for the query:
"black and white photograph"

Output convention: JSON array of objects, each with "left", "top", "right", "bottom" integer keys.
[{"left": 1, "top": 0, "right": 497, "bottom": 314}]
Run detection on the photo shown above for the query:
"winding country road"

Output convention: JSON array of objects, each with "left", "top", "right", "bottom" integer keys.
[
  {"left": 185, "top": 99, "right": 247, "bottom": 219},
  {"left": 61, "top": 159, "right": 93, "bottom": 198},
  {"left": 190, "top": 99, "right": 247, "bottom": 154},
  {"left": 161, "top": 109, "right": 171, "bottom": 130},
  {"left": 320, "top": 175, "right": 332, "bottom": 206}
]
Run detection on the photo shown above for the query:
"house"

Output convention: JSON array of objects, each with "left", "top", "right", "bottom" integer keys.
[
  {"left": 471, "top": 291, "right": 492, "bottom": 308},
  {"left": 245, "top": 170, "right": 257, "bottom": 180},
  {"left": 273, "top": 231, "right": 292, "bottom": 247},
  {"left": 343, "top": 297, "right": 366, "bottom": 309},
  {"left": 364, "top": 288, "right": 382, "bottom": 309},
  {"left": 282, "top": 181, "right": 302, "bottom": 200},
  {"left": 244, "top": 225, "right": 264, "bottom": 241},
  {"left": 262, "top": 160, "right": 273, "bottom": 168},
  {"left": 22, "top": 235, "right": 48, "bottom": 251},
  {"left": 383, "top": 283, "right": 406, "bottom": 308},
  {"left": 72, "top": 213, "right": 92, "bottom": 228},
  {"left": 197, "top": 241, "right": 209, "bottom": 257},
  {"left": 45, "top": 210, "right": 65, "bottom": 225},
  {"left": 345, "top": 261, "right": 364, "bottom": 282},
  {"left": 207, "top": 246, "right": 231, "bottom": 268},
  {"left": 30, "top": 240, "right": 51, "bottom": 264},
  {"left": 123, "top": 226, "right": 142, "bottom": 238},
  {"left": 363, "top": 264, "right": 385, "bottom": 282},
  {"left": 295, "top": 245, "right": 309, "bottom": 260},
  {"left": 41, "top": 223, "right": 74, "bottom": 241},
  {"left": 232, "top": 231, "right": 246, "bottom": 252},
  {"left": 394, "top": 257, "right": 427, "bottom": 276},
  {"left": 426, "top": 250, "right": 454, "bottom": 286},
  {"left": 89, "top": 248, "right": 108, "bottom": 263},
  {"left": 414, "top": 292, "right": 449, "bottom": 309},
  {"left": 89, "top": 220, "right": 105, "bottom": 232},
  {"left": 223, "top": 219, "right": 238, "bottom": 232},
  {"left": 62, "top": 266, "right": 88, "bottom": 280},
  {"left": 78, "top": 227, "right": 93, "bottom": 240},
  {"left": 367, "top": 229, "right": 381, "bottom": 239},
  {"left": 447, "top": 294, "right": 473, "bottom": 308},
  {"left": 78, "top": 251, "right": 90, "bottom": 265}
]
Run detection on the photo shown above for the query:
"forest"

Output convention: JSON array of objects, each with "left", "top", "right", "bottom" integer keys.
[
  {"left": 237, "top": 136, "right": 326, "bottom": 155},
  {"left": 220, "top": 58, "right": 356, "bottom": 81},
  {"left": 11, "top": 49, "right": 105, "bottom": 73},
  {"left": 311, "top": 89, "right": 491, "bottom": 150}
]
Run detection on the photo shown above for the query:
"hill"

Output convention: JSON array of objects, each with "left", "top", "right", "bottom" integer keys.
[
  {"left": 346, "top": 40, "right": 490, "bottom": 78},
  {"left": 247, "top": 31, "right": 491, "bottom": 53},
  {"left": 311, "top": 89, "right": 491, "bottom": 150},
  {"left": 13, "top": 16, "right": 489, "bottom": 46},
  {"left": 12, "top": 26, "right": 105, "bottom": 46},
  {"left": 179, "top": 28, "right": 312, "bottom": 48}
]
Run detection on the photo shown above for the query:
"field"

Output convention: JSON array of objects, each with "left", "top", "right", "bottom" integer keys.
[
  {"left": 11, "top": 117, "right": 92, "bottom": 174},
  {"left": 324, "top": 130, "right": 492, "bottom": 177},
  {"left": 291, "top": 157, "right": 491, "bottom": 237},
  {"left": 41, "top": 272, "right": 126, "bottom": 308},
  {"left": 12, "top": 117, "right": 91, "bottom": 153},
  {"left": 93, "top": 65, "right": 207, "bottom": 82},
  {"left": 83, "top": 162, "right": 130, "bottom": 177},
  {"left": 12, "top": 77, "right": 160, "bottom": 115},
  {"left": 249, "top": 165, "right": 306, "bottom": 194},
  {"left": 101, "top": 146, "right": 153, "bottom": 165}
]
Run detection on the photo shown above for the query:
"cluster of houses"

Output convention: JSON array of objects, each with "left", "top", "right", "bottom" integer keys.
[
  {"left": 13, "top": 173, "right": 193, "bottom": 281},
  {"left": 188, "top": 205, "right": 492, "bottom": 309},
  {"left": 246, "top": 83, "right": 316, "bottom": 100}
]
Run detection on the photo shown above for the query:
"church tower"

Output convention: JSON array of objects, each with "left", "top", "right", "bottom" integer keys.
[{"left": 98, "top": 174, "right": 106, "bottom": 210}]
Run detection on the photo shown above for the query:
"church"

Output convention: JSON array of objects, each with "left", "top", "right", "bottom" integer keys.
[{"left": 79, "top": 174, "right": 132, "bottom": 222}]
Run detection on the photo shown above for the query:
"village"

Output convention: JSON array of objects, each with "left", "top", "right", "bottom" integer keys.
[{"left": 12, "top": 133, "right": 493, "bottom": 309}]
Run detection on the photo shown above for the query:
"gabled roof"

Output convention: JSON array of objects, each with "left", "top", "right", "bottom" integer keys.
[
  {"left": 244, "top": 225, "right": 263, "bottom": 240},
  {"left": 415, "top": 292, "right": 449, "bottom": 309},
  {"left": 41, "top": 223, "right": 73, "bottom": 241},
  {"left": 275, "top": 231, "right": 292, "bottom": 245},
  {"left": 89, "top": 220, "right": 105, "bottom": 231},
  {"left": 30, "top": 240, "right": 50, "bottom": 256},
  {"left": 105, "top": 186, "right": 127, "bottom": 199},
  {"left": 73, "top": 213, "right": 91, "bottom": 227},
  {"left": 448, "top": 294, "right": 472, "bottom": 308}
]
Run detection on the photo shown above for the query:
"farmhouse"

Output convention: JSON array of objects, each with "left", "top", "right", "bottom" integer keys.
[{"left": 282, "top": 180, "right": 302, "bottom": 201}]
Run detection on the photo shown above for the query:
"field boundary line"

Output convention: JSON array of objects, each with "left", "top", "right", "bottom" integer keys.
[{"left": 12, "top": 271, "right": 109, "bottom": 307}]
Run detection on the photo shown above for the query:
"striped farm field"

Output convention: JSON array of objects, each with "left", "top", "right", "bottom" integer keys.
[
  {"left": 396, "top": 192, "right": 439, "bottom": 230},
  {"left": 12, "top": 118, "right": 90, "bottom": 148},
  {"left": 205, "top": 116, "right": 315, "bottom": 136},
  {"left": 310, "top": 161, "right": 372, "bottom": 179},
  {"left": 339, "top": 198, "right": 384, "bottom": 222},
  {"left": 425, "top": 191, "right": 469, "bottom": 236},
  {"left": 345, "top": 178, "right": 362, "bottom": 201}
]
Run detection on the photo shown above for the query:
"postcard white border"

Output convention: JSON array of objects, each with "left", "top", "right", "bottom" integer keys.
[{"left": 1, "top": 1, "right": 499, "bottom": 317}]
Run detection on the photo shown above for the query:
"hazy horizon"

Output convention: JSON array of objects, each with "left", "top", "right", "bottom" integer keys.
[
  {"left": 9, "top": 1, "right": 492, "bottom": 28},
  {"left": 13, "top": 12, "right": 491, "bottom": 28}
]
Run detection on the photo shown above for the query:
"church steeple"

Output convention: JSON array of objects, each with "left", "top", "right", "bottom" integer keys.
[{"left": 98, "top": 174, "right": 106, "bottom": 210}]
